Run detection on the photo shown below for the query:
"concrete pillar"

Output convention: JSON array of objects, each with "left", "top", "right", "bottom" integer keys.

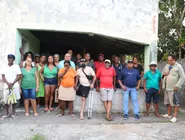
[{"left": 144, "top": 45, "right": 150, "bottom": 72}]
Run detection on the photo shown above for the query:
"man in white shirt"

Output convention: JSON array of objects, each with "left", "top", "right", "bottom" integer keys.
[{"left": 1, "top": 54, "right": 22, "bottom": 119}]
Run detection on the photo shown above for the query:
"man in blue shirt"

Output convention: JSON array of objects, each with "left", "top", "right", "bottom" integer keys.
[
  {"left": 112, "top": 56, "right": 124, "bottom": 88},
  {"left": 143, "top": 61, "right": 162, "bottom": 118},
  {"left": 58, "top": 53, "right": 76, "bottom": 69},
  {"left": 118, "top": 60, "right": 141, "bottom": 120}
]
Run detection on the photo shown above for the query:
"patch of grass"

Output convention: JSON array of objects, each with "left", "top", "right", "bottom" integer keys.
[{"left": 31, "top": 134, "right": 45, "bottom": 140}]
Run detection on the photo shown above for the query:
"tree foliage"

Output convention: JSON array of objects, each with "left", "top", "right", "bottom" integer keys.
[{"left": 158, "top": 0, "right": 185, "bottom": 60}]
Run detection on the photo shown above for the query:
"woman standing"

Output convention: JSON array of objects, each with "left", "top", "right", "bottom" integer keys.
[
  {"left": 20, "top": 51, "right": 35, "bottom": 68},
  {"left": 40, "top": 55, "right": 58, "bottom": 112},
  {"left": 36, "top": 54, "right": 46, "bottom": 107},
  {"left": 58, "top": 60, "right": 77, "bottom": 117},
  {"left": 21, "top": 57, "right": 39, "bottom": 116}
]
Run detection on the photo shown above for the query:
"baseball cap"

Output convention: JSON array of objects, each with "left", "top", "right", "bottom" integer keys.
[
  {"left": 80, "top": 58, "right": 87, "bottom": 62},
  {"left": 99, "top": 53, "right": 104, "bottom": 58},
  {"left": 8, "top": 54, "right": 15, "bottom": 60},
  {"left": 127, "top": 60, "right": 133, "bottom": 63},
  {"left": 105, "top": 59, "right": 111, "bottom": 63},
  {"left": 149, "top": 61, "right": 157, "bottom": 66}
]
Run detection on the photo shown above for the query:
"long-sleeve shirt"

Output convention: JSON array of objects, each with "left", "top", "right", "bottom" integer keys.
[{"left": 162, "top": 62, "right": 185, "bottom": 91}]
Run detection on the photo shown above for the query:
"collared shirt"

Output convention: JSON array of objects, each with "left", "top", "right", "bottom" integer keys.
[
  {"left": 144, "top": 70, "right": 161, "bottom": 90},
  {"left": 2, "top": 64, "right": 22, "bottom": 88},
  {"left": 162, "top": 62, "right": 185, "bottom": 91},
  {"left": 113, "top": 64, "right": 124, "bottom": 88},
  {"left": 58, "top": 60, "right": 76, "bottom": 69},
  {"left": 118, "top": 67, "right": 140, "bottom": 88}
]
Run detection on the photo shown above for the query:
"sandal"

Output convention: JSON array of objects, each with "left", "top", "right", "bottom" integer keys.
[
  {"left": 105, "top": 117, "right": 111, "bottom": 122},
  {"left": 80, "top": 116, "right": 85, "bottom": 120},
  {"left": 49, "top": 107, "right": 53, "bottom": 111},
  {"left": 70, "top": 113, "right": 76, "bottom": 118},
  {"left": 44, "top": 107, "right": 49, "bottom": 112},
  {"left": 34, "top": 113, "right": 38, "bottom": 117},
  {"left": 57, "top": 113, "right": 64, "bottom": 117},
  {"left": 11, "top": 115, "right": 17, "bottom": 119},
  {"left": 0, "top": 115, "right": 8, "bottom": 120},
  {"left": 25, "top": 113, "right": 29, "bottom": 117}
]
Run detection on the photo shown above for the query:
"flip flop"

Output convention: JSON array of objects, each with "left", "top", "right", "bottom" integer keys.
[
  {"left": 0, "top": 115, "right": 8, "bottom": 120},
  {"left": 49, "top": 108, "right": 54, "bottom": 111},
  {"left": 11, "top": 115, "right": 17, "bottom": 119},
  {"left": 70, "top": 113, "right": 76, "bottom": 118},
  {"left": 34, "top": 113, "right": 38, "bottom": 117},
  {"left": 44, "top": 107, "right": 49, "bottom": 112},
  {"left": 105, "top": 117, "right": 111, "bottom": 122},
  {"left": 57, "top": 113, "right": 64, "bottom": 117},
  {"left": 25, "top": 113, "right": 29, "bottom": 117},
  {"left": 80, "top": 116, "right": 85, "bottom": 120}
]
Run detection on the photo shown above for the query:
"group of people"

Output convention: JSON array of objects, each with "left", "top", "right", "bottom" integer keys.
[{"left": 1, "top": 49, "right": 185, "bottom": 123}]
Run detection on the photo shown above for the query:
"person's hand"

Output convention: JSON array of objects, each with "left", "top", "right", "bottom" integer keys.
[
  {"left": 174, "top": 86, "right": 179, "bottom": 91},
  {"left": 157, "top": 90, "right": 161, "bottom": 94},
  {"left": 64, "top": 67, "right": 69, "bottom": 72},
  {"left": 41, "top": 77, "right": 45, "bottom": 82},
  {"left": 163, "top": 71, "right": 169, "bottom": 76},
  {"left": 121, "top": 85, "right": 127, "bottom": 91},
  {"left": 36, "top": 87, "right": 39, "bottom": 92},
  {"left": 136, "top": 86, "right": 140, "bottom": 91},
  {"left": 74, "top": 85, "right": 77, "bottom": 90},
  {"left": 90, "top": 84, "right": 94, "bottom": 89},
  {"left": 144, "top": 88, "right": 148, "bottom": 93},
  {"left": 96, "top": 87, "right": 100, "bottom": 92},
  {"left": 7, "top": 83, "right": 13, "bottom": 89}
]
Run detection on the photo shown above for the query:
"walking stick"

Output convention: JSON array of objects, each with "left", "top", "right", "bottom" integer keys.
[{"left": 88, "top": 89, "right": 93, "bottom": 119}]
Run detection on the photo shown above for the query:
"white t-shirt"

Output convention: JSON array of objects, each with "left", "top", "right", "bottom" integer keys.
[
  {"left": 77, "top": 66, "right": 95, "bottom": 86},
  {"left": 2, "top": 64, "right": 22, "bottom": 88}
]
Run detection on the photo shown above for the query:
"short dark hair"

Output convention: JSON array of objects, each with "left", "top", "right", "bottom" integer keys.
[
  {"left": 168, "top": 54, "right": 176, "bottom": 61},
  {"left": 23, "top": 51, "right": 34, "bottom": 61},
  {"left": 133, "top": 56, "right": 138, "bottom": 60},
  {"left": 64, "top": 60, "right": 71, "bottom": 66},
  {"left": 40, "top": 53, "right": 47, "bottom": 58}
]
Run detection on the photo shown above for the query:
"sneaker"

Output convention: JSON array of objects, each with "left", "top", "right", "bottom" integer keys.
[
  {"left": 161, "top": 114, "right": 172, "bottom": 119},
  {"left": 170, "top": 117, "right": 177, "bottom": 123},
  {"left": 123, "top": 114, "right": 128, "bottom": 120},
  {"left": 135, "top": 114, "right": 140, "bottom": 120}
]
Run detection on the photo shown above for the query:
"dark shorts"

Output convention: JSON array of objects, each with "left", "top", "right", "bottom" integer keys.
[
  {"left": 76, "top": 85, "right": 90, "bottom": 98},
  {"left": 22, "top": 88, "right": 36, "bottom": 100},
  {"left": 44, "top": 77, "right": 57, "bottom": 86},
  {"left": 145, "top": 88, "right": 159, "bottom": 104}
]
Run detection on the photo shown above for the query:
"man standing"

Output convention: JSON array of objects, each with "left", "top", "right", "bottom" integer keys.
[
  {"left": 1, "top": 54, "right": 22, "bottom": 119},
  {"left": 118, "top": 60, "right": 141, "bottom": 120},
  {"left": 143, "top": 61, "right": 162, "bottom": 118},
  {"left": 54, "top": 54, "right": 60, "bottom": 67},
  {"left": 58, "top": 53, "right": 75, "bottom": 69},
  {"left": 68, "top": 50, "right": 76, "bottom": 63},
  {"left": 85, "top": 53, "right": 95, "bottom": 70},
  {"left": 161, "top": 55, "right": 185, "bottom": 123},
  {"left": 133, "top": 56, "right": 144, "bottom": 78},
  {"left": 113, "top": 56, "right": 123, "bottom": 89},
  {"left": 96, "top": 59, "right": 116, "bottom": 121},
  {"left": 75, "top": 59, "right": 96, "bottom": 120},
  {"left": 120, "top": 54, "right": 126, "bottom": 68}
]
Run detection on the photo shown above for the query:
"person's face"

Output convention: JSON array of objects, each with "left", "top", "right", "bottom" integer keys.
[
  {"left": 54, "top": 55, "right": 59, "bottom": 62},
  {"left": 40, "top": 56, "right": 46, "bottom": 63},
  {"left": 150, "top": 65, "right": 157, "bottom": 71},
  {"left": 133, "top": 57, "right": 138, "bottom": 64},
  {"left": 26, "top": 58, "right": 32, "bottom": 66},
  {"left": 76, "top": 54, "right": 82, "bottom": 60},
  {"left": 65, "top": 54, "right": 71, "bottom": 61},
  {"left": 127, "top": 63, "right": 134, "bottom": 69},
  {"left": 27, "top": 54, "right": 32, "bottom": 58},
  {"left": 112, "top": 55, "right": 116, "bottom": 61},
  {"left": 168, "top": 56, "right": 176, "bottom": 65},
  {"left": 48, "top": 56, "right": 54, "bottom": 63},
  {"left": 8, "top": 58, "right": 14, "bottom": 64},
  {"left": 35, "top": 57, "right": 40, "bottom": 63},
  {"left": 85, "top": 54, "right": 90, "bottom": 61},
  {"left": 99, "top": 56, "right": 104, "bottom": 62},
  {"left": 64, "top": 62, "right": 70, "bottom": 68},
  {"left": 68, "top": 50, "right": 73, "bottom": 56},
  {"left": 121, "top": 56, "right": 126, "bottom": 62},
  {"left": 105, "top": 62, "right": 110, "bottom": 68},
  {"left": 114, "top": 57, "right": 119, "bottom": 64}
]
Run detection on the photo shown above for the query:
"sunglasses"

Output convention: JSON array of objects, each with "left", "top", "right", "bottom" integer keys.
[{"left": 150, "top": 65, "right": 157, "bottom": 67}]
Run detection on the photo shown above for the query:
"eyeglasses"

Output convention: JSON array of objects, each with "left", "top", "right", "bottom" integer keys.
[{"left": 150, "top": 65, "right": 157, "bottom": 67}]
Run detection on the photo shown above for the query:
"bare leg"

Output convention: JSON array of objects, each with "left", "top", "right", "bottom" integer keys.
[
  {"left": 173, "top": 106, "right": 179, "bottom": 118},
  {"left": 30, "top": 99, "right": 37, "bottom": 114},
  {"left": 49, "top": 86, "right": 56, "bottom": 110},
  {"left": 103, "top": 101, "right": 108, "bottom": 114},
  {"left": 12, "top": 103, "right": 17, "bottom": 115},
  {"left": 60, "top": 100, "right": 66, "bottom": 115},
  {"left": 68, "top": 101, "right": 74, "bottom": 115},
  {"left": 24, "top": 99, "right": 29, "bottom": 113},
  {"left": 3, "top": 104, "right": 9, "bottom": 116},
  {"left": 144, "top": 103, "right": 150, "bottom": 117},
  {"left": 44, "top": 86, "right": 50, "bottom": 111},
  {"left": 37, "top": 98, "right": 40, "bottom": 106},
  {"left": 167, "top": 105, "right": 172, "bottom": 116},
  {"left": 107, "top": 101, "right": 112, "bottom": 120},
  {"left": 80, "top": 97, "right": 86, "bottom": 119},
  {"left": 154, "top": 103, "right": 160, "bottom": 118}
]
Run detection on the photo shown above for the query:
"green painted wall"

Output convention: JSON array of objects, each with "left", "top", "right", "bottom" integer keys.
[{"left": 15, "top": 29, "right": 40, "bottom": 64}]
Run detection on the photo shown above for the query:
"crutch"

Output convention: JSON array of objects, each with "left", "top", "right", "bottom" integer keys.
[{"left": 88, "top": 89, "right": 93, "bottom": 119}]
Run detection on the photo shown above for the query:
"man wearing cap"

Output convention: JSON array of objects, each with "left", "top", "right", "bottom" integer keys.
[
  {"left": 96, "top": 59, "right": 116, "bottom": 121},
  {"left": 75, "top": 59, "right": 96, "bottom": 120},
  {"left": 118, "top": 60, "right": 141, "bottom": 120},
  {"left": 1, "top": 54, "right": 22, "bottom": 119},
  {"left": 143, "top": 61, "right": 162, "bottom": 118}
]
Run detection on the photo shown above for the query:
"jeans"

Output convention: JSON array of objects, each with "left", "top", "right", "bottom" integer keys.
[
  {"left": 22, "top": 88, "right": 36, "bottom": 99},
  {"left": 122, "top": 87, "right": 139, "bottom": 115}
]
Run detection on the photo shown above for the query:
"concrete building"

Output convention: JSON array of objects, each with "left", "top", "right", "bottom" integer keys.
[{"left": 0, "top": 0, "right": 159, "bottom": 112}]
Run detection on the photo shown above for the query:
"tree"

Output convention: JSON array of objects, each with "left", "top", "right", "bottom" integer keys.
[{"left": 158, "top": 0, "right": 185, "bottom": 60}]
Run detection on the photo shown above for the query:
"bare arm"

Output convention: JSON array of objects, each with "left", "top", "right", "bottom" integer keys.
[
  {"left": 39, "top": 66, "right": 45, "bottom": 82},
  {"left": 140, "top": 71, "right": 144, "bottom": 78},
  {"left": 12, "top": 74, "right": 21, "bottom": 86},
  {"left": 143, "top": 79, "right": 147, "bottom": 93},
  {"left": 136, "top": 80, "right": 141, "bottom": 91},
  {"left": 35, "top": 71, "right": 39, "bottom": 92},
  {"left": 113, "top": 76, "right": 116, "bottom": 88},
  {"left": 75, "top": 75, "right": 79, "bottom": 87}
]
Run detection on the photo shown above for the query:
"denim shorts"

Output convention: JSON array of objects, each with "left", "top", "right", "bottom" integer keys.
[
  {"left": 145, "top": 88, "right": 159, "bottom": 104},
  {"left": 44, "top": 77, "right": 57, "bottom": 86},
  {"left": 22, "top": 88, "right": 36, "bottom": 100}
]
